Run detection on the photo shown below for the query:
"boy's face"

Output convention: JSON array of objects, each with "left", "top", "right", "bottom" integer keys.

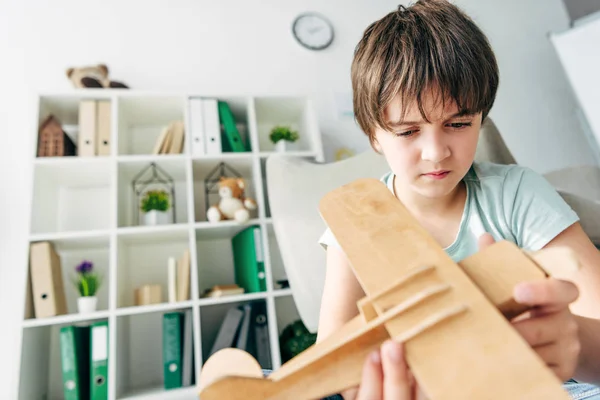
[{"left": 373, "top": 89, "right": 482, "bottom": 200}]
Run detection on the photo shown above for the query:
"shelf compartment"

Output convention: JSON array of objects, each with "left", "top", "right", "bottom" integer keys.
[
  {"left": 254, "top": 96, "right": 316, "bottom": 153},
  {"left": 191, "top": 157, "right": 257, "bottom": 223},
  {"left": 117, "top": 158, "right": 190, "bottom": 228},
  {"left": 199, "top": 299, "right": 272, "bottom": 369},
  {"left": 195, "top": 223, "right": 267, "bottom": 298},
  {"left": 18, "top": 318, "right": 110, "bottom": 400},
  {"left": 116, "top": 307, "right": 196, "bottom": 399},
  {"left": 116, "top": 230, "right": 192, "bottom": 309},
  {"left": 25, "top": 235, "right": 111, "bottom": 321},
  {"left": 117, "top": 95, "right": 187, "bottom": 156},
  {"left": 31, "top": 159, "right": 113, "bottom": 234},
  {"left": 36, "top": 94, "right": 114, "bottom": 159}
]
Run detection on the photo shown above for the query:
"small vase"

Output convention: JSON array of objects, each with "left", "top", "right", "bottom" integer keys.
[
  {"left": 275, "top": 140, "right": 287, "bottom": 152},
  {"left": 275, "top": 140, "right": 297, "bottom": 152},
  {"left": 78, "top": 296, "right": 97, "bottom": 313},
  {"left": 143, "top": 210, "right": 171, "bottom": 226}
]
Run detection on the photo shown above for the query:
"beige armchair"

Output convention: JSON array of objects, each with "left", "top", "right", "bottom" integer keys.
[{"left": 265, "top": 118, "right": 600, "bottom": 333}]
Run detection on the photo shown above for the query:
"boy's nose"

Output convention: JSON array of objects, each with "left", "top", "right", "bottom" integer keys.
[{"left": 420, "top": 133, "right": 450, "bottom": 164}]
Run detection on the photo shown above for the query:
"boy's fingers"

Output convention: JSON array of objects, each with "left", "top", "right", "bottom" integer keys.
[
  {"left": 381, "top": 340, "right": 413, "bottom": 400},
  {"left": 356, "top": 350, "right": 383, "bottom": 400},
  {"left": 513, "top": 279, "right": 579, "bottom": 310},
  {"left": 477, "top": 233, "right": 495, "bottom": 250}
]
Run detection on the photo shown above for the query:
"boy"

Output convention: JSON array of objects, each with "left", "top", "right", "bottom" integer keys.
[{"left": 316, "top": 1, "right": 600, "bottom": 399}]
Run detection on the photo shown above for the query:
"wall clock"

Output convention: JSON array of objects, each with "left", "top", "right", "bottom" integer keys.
[{"left": 292, "top": 12, "right": 334, "bottom": 51}]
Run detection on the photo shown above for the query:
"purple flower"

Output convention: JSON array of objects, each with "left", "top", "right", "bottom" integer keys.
[{"left": 76, "top": 260, "right": 93, "bottom": 274}]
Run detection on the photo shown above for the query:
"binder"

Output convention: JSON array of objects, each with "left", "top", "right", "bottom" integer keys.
[
  {"left": 218, "top": 101, "right": 246, "bottom": 152},
  {"left": 96, "top": 100, "right": 111, "bottom": 156},
  {"left": 59, "top": 325, "right": 90, "bottom": 400},
  {"left": 90, "top": 320, "right": 109, "bottom": 400},
  {"left": 209, "top": 307, "right": 244, "bottom": 357},
  {"left": 181, "top": 309, "right": 194, "bottom": 387},
  {"left": 203, "top": 99, "right": 222, "bottom": 154},
  {"left": 231, "top": 225, "right": 267, "bottom": 293},
  {"left": 29, "top": 241, "right": 68, "bottom": 318},
  {"left": 189, "top": 98, "right": 206, "bottom": 156},
  {"left": 235, "top": 303, "right": 252, "bottom": 351},
  {"left": 163, "top": 312, "right": 184, "bottom": 389},
  {"left": 251, "top": 301, "right": 272, "bottom": 369},
  {"left": 78, "top": 100, "right": 97, "bottom": 156}
]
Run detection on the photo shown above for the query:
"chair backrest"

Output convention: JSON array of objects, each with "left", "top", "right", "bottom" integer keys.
[{"left": 265, "top": 118, "right": 516, "bottom": 332}]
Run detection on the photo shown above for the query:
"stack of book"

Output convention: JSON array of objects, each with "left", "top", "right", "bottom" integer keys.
[
  {"left": 152, "top": 120, "right": 185, "bottom": 155},
  {"left": 59, "top": 321, "right": 109, "bottom": 400}
]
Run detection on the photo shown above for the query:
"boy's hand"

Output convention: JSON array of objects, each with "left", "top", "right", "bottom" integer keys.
[
  {"left": 477, "top": 233, "right": 581, "bottom": 381},
  {"left": 356, "top": 340, "right": 421, "bottom": 400}
]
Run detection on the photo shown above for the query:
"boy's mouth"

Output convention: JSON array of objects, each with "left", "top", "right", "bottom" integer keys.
[{"left": 423, "top": 170, "right": 450, "bottom": 179}]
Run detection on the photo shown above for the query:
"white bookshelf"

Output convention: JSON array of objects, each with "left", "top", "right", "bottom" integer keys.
[{"left": 17, "top": 90, "right": 324, "bottom": 400}]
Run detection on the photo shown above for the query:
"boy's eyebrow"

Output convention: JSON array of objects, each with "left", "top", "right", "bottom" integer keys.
[{"left": 388, "top": 110, "right": 475, "bottom": 127}]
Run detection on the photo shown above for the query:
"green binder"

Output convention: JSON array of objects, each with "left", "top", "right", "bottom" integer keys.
[
  {"left": 90, "top": 321, "right": 109, "bottom": 400},
  {"left": 231, "top": 225, "right": 267, "bottom": 293},
  {"left": 59, "top": 325, "right": 90, "bottom": 400},
  {"left": 163, "top": 312, "right": 184, "bottom": 390},
  {"left": 218, "top": 101, "right": 247, "bottom": 152}
]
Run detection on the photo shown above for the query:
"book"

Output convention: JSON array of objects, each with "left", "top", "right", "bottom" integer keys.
[{"left": 201, "top": 284, "right": 245, "bottom": 298}]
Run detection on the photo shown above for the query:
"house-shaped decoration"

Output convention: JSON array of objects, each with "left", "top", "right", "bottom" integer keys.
[{"left": 37, "top": 114, "right": 76, "bottom": 157}]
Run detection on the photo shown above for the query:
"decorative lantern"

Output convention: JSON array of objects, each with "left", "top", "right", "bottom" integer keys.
[
  {"left": 203, "top": 161, "right": 243, "bottom": 215},
  {"left": 132, "top": 162, "right": 176, "bottom": 226}
]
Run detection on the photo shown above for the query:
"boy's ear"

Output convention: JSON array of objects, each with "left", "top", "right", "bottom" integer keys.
[{"left": 372, "top": 138, "right": 383, "bottom": 154}]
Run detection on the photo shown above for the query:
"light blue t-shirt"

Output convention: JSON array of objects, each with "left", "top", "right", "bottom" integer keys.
[{"left": 318, "top": 162, "right": 580, "bottom": 262}]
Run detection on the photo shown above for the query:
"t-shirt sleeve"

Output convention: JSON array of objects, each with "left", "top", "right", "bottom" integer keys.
[
  {"left": 318, "top": 227, "right": 342, "bottom": 251},
  {"left": 502, "top": 166, "right": 579, "bottom": 251}
]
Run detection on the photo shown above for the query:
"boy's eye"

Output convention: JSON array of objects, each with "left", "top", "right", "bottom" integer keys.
[
  {"left": 447, "top": 122, "right": 472, "bottom": 129},
  {"left": 394, "top": 129, "right": 417, "bottom": 137}
]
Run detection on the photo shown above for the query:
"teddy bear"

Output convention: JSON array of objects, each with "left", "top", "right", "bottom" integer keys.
[
  {"left": 207, "top": 177, "right": 257, "bottom": 223},
  {"left": 66, "top": 64, "right": 129, "bottom": 89}
]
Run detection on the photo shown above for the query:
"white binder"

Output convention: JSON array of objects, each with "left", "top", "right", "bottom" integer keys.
[
  {"left": 189, "top": 97, "right": 206, "bottom": 156},
  {"left": 202, "top": 98, "right": 222, "bottom": 154}
]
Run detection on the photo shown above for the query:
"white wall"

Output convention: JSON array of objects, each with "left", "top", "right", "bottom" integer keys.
[{"left": 0, "top": 0, "right": 594, "bottom": 397}]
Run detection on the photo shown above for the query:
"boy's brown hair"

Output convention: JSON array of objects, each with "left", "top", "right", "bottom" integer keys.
[{"left": 351, "top": 0, "right": 499, "bottom": 145}]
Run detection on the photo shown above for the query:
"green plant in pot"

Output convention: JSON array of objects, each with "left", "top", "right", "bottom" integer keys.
[
  {"left": 269, "top": 125, "right": 299, "bottom": 152},
  {"left": 140, "top": 189, "right": 172, "bottom": 225},
  {"left": 73, "top": 260, "right": 102, "bottom": 313}
]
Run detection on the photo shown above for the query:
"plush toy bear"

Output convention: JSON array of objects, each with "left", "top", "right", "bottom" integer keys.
[
  {"left": 207, "top": 177, "right": 257, "bottom": 223},
  {"left": 66, "top": 64, "right": 129, "bottom": 89}
]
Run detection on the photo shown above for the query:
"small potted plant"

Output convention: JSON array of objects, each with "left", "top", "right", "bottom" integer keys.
[
  {"left": 140, "top": 189, "right": 172, "bottom": 225},
  {"left": 73, "top": 260, "right": 102, "bottom": 313},
  {"left": 269, "top": 125, "right": 299, "bottom": 152}
]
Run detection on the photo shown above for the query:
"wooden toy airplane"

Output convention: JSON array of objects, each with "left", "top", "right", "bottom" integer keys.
[{"left": 198, "top": 178, "right": 580, "bottom": 400}]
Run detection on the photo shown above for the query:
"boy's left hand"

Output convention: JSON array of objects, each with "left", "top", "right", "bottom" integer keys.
[
  {"left": 510, "top": 278, "right": 580, "bottom": 381},
  {"left": 478, "top": 234, "right": 581, "bottom": 382}
]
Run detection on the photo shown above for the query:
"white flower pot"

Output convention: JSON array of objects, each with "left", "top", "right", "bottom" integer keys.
[
  {"left": 275, "top": 140, "right": 297, "bottom": 152},
  {"left": 78, "top": 296, "right": 97, "bottom": 313},
  {"left": 143, "top": 210, "right": 172, "bottom": 226}
]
